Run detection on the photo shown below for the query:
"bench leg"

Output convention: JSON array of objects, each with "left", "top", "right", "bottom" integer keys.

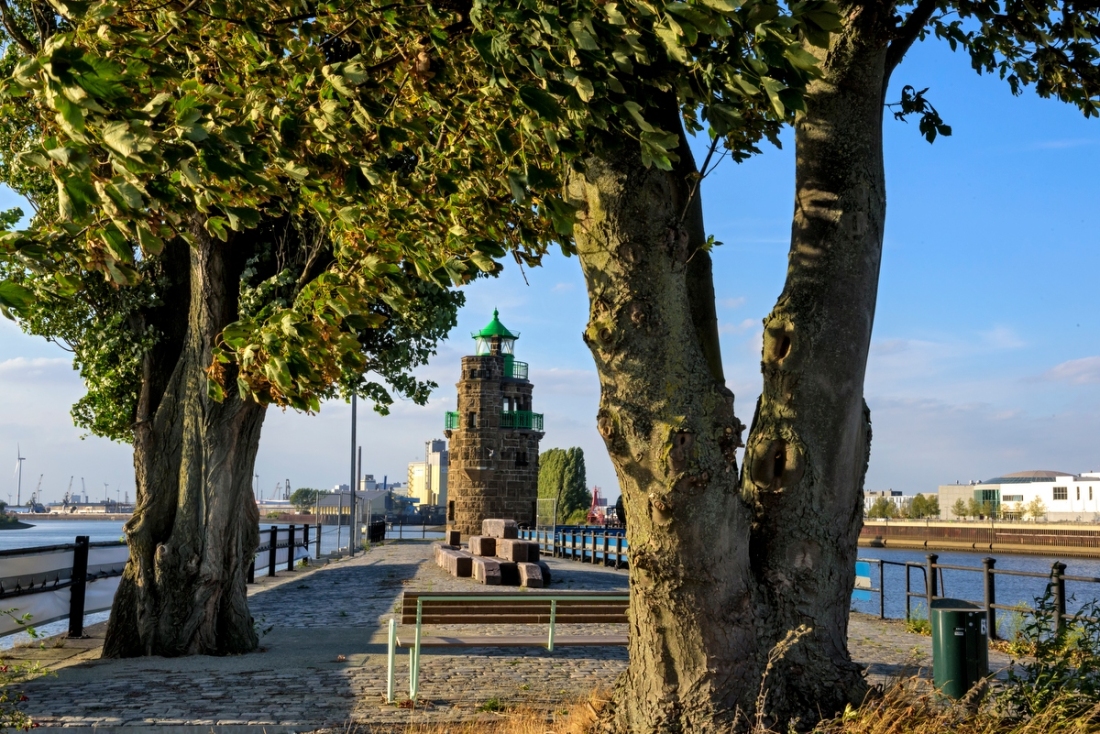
[
  {"left": 409, "top": 647, "right": 418, "bottom": 700},
  {"left": 386, "top": 619, "right": 396, "bottom": 704}
]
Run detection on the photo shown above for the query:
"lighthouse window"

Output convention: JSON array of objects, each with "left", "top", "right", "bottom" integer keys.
[
  {"left": 467, "top": 412, "right": 477, "bottom": 429},
  {"left": 516, "top": 451, "right": 528, "bottom": 468},
  {"left": 1053, "top": 487, "right": 1068, "bottom": 501},
  {"left": 1091, "top": 487, "right": 1094, "bottom": 500},
  {"left": 448, "top": 501, "right": 455, "bottom": 521},
  {"left": 1078, "top": 487, "right": 1081, "bottom": 500}
]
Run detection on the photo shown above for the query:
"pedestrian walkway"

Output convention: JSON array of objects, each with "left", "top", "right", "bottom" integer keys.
[{"left": 12, "top": 541, "right": 1010, "bottom": 731}]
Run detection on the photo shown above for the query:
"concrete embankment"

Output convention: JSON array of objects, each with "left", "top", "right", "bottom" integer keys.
[{"left": 861, "top": 520, "right": 1100, "bottom": 558}]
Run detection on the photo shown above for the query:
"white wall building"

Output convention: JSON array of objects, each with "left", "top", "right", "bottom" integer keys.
[{"left": 939, "top": 470, "right": 1100, "bottom": 521}]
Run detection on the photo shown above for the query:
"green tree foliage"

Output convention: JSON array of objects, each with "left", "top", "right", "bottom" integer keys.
[
  {"left": 866, "top": 497, "right": 897, "bottom": 519},
  {"left": 952, "top": 498, "right": 969, "bottom": 520},
  {"left": 1027, "top": 497, "right": 1048, "bottom": 521},
  {"left": 909, "top": 494, "right": 940, "bottom": 519},
  {"left": 289, "top": 488, "right": 327, "bottom": 513},
  {"left": 538, "top": 447, "right": 590, "bottom": 523}
]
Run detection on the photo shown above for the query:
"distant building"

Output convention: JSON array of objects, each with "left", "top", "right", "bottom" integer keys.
[
  {"left": 863, "top": 490, "right": 905, "bottom": 512},
  {"left": 939, "top": 470, "right": 1100, "bottom": 521},
  {"left": 407, "top": 440, "right": 448, "bottom": 508}
]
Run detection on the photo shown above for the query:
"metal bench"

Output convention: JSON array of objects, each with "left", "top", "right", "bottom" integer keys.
[{"left": 385, "top": 590, "right": 629, "bottom": 701}]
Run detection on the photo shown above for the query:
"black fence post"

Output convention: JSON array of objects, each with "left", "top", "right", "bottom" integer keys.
[
  {"left": 302, "top": 523, "right": 310, "bottom": 560},
  {"left": 982, "top": 557, "right": 997, "bottom": 640},
  {"left": 67, "top": 535, "right": 90, "bottom": 637},
  {"left": 315, "top": 519, "right": 322, "bottom": 557},
  {"left": 247, "top": 558, "right": 255, "bottom": 584},
  {"left": 268, "top": 526, "right": 278, "bottom": 577},
  {"left": 878, "top": 561, "right": 885, "bottom": 620},
  {"left": 1052, "top": 561, "right": 1067, "bottom": 632},
  {"left": 926, "top": 553, "right": 939, "bottom": 614},
  {"left": 287, "top": 525, "right": 296, "bottom": 571}
]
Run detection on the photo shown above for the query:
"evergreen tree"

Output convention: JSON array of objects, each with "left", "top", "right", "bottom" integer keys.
[{"left": 538, "top": 447, "right": 590, "bottom": 524}]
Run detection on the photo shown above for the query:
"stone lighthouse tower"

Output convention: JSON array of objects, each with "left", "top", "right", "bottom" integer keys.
[{"left": 444, "top": 310, "right": 544, "bottom": 536}]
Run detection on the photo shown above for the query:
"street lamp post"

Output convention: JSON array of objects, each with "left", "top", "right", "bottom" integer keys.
[{"left": 349, "top": 394, "right": 357, "bottom": 557}]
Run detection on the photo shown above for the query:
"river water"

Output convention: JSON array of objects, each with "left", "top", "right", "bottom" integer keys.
[
  {"left": 853, "top": 546, "right": 1100, "bottom": 633},
  {"left": 0, "top": 519, "right": 442, "bottom": 556}
]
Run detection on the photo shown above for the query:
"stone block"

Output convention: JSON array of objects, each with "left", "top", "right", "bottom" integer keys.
[
  {"left": 518, "top": 562, "right": 544, "bottom": 588},
  {"left": 499, "top": 562, "right": 520, "bottom": 586},
  {"left": 440, "top": 549, "right": 473, "bottom": 578},
  {"left": 495, "top": 538, "right": 528, "bottom": 562},
  {"left": 482, "top": 519, "right": 519, "bottom": 539},
  {"left": 472, "top": 557, "right": 502, "bottom": 585},
  {"left": 468, "top": 536, "right": 496, "bottom": 557},
  {"left": 537, "top": 560, "right": 552, "bottom": 586},
  {"left": 447, "top": 530, "right": 462, "bottom": 546},
  {"left": 496, "top": 538, "right": 540, "bottom": 563},
  {"left": 432, "top": 543, "right": 458, "bottom": 567}
]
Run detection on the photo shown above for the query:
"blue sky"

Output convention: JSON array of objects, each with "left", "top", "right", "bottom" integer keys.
[{"left": 1, "top": 36, "right": 1098, "bottom": 505}]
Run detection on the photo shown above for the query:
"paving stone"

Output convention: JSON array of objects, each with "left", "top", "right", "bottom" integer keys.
[
  {"left": 481, "top": 519, "right": 518, "bottom": 539},
  {"left": 468, "top": 536, "right": 496, "bottom": 557}
]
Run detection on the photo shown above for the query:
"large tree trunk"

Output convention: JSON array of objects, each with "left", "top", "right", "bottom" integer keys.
[
  {"left": 104, "top": 221, "right": 265, "bottom": 657},
  {"left": 569, "top": 106, "right": 760, "bottom": 731},
  {"left": 739, "top": 1, "right": 897, "bottom": 722}
]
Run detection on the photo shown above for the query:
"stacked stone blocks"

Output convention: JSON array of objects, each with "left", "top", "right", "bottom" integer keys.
[{"left": 432, "top": 519, "right": 550, "bottom": 587}]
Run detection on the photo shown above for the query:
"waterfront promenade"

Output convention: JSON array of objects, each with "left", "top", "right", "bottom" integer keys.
[{"left": 12, "top": 541, "right": 1009, "bottom": 731}]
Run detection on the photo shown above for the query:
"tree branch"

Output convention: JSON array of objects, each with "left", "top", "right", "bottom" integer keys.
[
  {"left": 885, "top": 0, "right": 939, "bottom": 80},
  {"left": 0, "top": 0, "right": 37, "bottom": 53}
]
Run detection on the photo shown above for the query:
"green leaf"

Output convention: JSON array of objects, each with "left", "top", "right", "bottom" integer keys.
[
  {"left": 568, "top": 21, "right": 599, "bottom": 51},
  {"left": 102, "top": 121, "right": 140, "bottom": 158},
  {"left": 655, "top": 26, "right": 690, "bottom": 63},
  {"left": 105, "top": 180, "right": 143, "bottom": 211},
  {"left": 518, "top": 86, "right": 561, "bottom": 122},
  {"left": 136, "top": 223, "right": 163, "bottom": 256},
  {"left": 55, "top": 95, "right": 86, "bottom": 137},
  {"left": 698, "top": 0, "right": 742, "bottom": 12},
  {"left": 0, "top": 280, "right": 34, "bottom": 312},
  {"left": 760, "top": 77, "right": 787, "bottom": 116}
]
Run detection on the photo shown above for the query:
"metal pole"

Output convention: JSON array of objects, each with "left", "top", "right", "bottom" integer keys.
[
  {"left": 879, "top": 560, "right": 885, "bottom": 620},
  {"left": 982, "top": 557, "right": 997, "bottom": 640},
  {"left": 1052, "top": 561, "right": 1067, "bottom": 632},
  {"left": 337, "top": 493, "right": 343, "bottom": 555},
  {"left": 268, "top": 526, "right": 278, "bottom": 577},
  {"left": 67, "top": 535, "right": 90, "bottom": 637},
  {"left": 926, "top": 553, "right": 938, "bottom": 613},
  {"left": 349, "top": 395, "right": 357, "bottom": 557}
]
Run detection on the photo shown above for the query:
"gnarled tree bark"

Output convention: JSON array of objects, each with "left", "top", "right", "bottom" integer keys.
[
  {"left": 740, "top": 1, "right": 905, "bottom": 722},
  {"left": 569, "top": 103, "right": 760, "bottom": 730},
  {"left": 104, "top": 220, "right": 265, "bottom": 657}
]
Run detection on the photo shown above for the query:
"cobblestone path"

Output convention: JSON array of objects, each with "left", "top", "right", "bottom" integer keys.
[{"left": 18, "top": 541, "right": 1010, "bottom": 731}]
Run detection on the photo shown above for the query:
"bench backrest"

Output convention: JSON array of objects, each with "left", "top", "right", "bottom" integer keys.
[{"left": 400, "top": 591, "right": 629, "bottom": 625}]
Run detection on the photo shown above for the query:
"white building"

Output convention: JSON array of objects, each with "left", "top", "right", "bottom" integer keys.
[
  {"left": 407, "top": 440, "right": 448, "bottom": 508},
  {"left": 939, "top": 470, "right": 1100, "bottom": 521},
  {"left": 863, "top": 490, "right": 907, "bottom": 512}
]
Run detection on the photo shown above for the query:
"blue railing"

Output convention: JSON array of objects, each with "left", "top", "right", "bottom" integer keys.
[{"left": 519, "top": 526, "right": 628, "bottom": 568}]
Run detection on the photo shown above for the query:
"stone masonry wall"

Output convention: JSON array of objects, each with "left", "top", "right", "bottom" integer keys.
[{"left": 445, "top": 354, "right": 542, "bottom": 536}]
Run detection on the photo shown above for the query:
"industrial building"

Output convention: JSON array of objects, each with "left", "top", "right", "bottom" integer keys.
[
  {"left": 939, "top": 470, "right": 1100, "bottom": 521},
  {"left": 407, "top": 440, "right": 448, "bottom": 508}
]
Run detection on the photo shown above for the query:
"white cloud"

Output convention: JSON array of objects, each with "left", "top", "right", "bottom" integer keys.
[
  {"left": 1028, "top": 139, "right": 1097, "bottom": 150},
  {"left": 551, "top": 282, "right": 575, "bottom": 292},
  {"left": 719, "top": 296, "right": 747, "bottom": 309},
  {"left": 980, "top": 326, "right": 1026, "bottom": 350},
  {"left": 719, "top": 318, "right": 756, "bottom": 336},
  {"left": 0, "top": 357, "right": 72, "bottom": 382},
  {"left": 1043, "top": 356, "right": 1100, "bottom": 385}
]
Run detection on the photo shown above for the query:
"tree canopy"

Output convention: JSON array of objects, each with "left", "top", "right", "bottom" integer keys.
[{"left": 538, "top": 447, "right": 590, "bottom": 524}]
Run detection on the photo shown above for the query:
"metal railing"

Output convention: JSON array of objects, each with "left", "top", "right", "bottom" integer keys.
[
  {"left": 386, "top": 592, "right": 628, "bottom": 702},
  {"left": 247, "top": 524, "right": 314, "bottom": 582},
  {"left": 500, "top": 410, "right": 544, "bottom": 431},
  {"left": 0, "top": 535, "right": 127, "bottom": 638},
  {"left": 856, "top": 553, "right": 1100, "bottom": 638},
  {"left": 504, "top": 360, "right": 529, "bottom": 380},
  {"left": 520, "top": 527, "right": 628, "bottom": 569},
  {"left": 444, "top": 411, "right": 460, "bottom": 430}
]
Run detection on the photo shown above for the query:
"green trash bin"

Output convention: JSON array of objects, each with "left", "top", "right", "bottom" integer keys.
[{"left": 930, "top": 598, "right": 989, "bottom": 698}]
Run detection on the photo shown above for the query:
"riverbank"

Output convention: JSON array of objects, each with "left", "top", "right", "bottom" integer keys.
[
  {"left": 862, "top": 520, "right": 1100, "bottom": 558},
  {"left": 10, "top": 540, "right": 1010, "bottom": 731},
  {"left": 17, "top": 513, "right": 131, "bottom": 522}
]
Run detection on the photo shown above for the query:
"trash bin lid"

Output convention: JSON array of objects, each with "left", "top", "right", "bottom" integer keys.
[{"left": 930, "top": 598, "right": 981, "bottom": 611}]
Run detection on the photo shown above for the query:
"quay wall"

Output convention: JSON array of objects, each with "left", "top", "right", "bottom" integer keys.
[{"left": 861, "top": 520, "right": 1100, "bottom": 558}]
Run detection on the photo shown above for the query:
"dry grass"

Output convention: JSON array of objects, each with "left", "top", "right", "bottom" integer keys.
[
  {"left": 811, "top": 678, "right": 1100, "bottom": 734},
  {"left": 387, "top": 689, "right": 608, "bottom": 734}
]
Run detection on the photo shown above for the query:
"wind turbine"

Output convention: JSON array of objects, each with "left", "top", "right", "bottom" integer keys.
[{"left": 14, "top": 445, "right": 25, "bottom": 508}]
